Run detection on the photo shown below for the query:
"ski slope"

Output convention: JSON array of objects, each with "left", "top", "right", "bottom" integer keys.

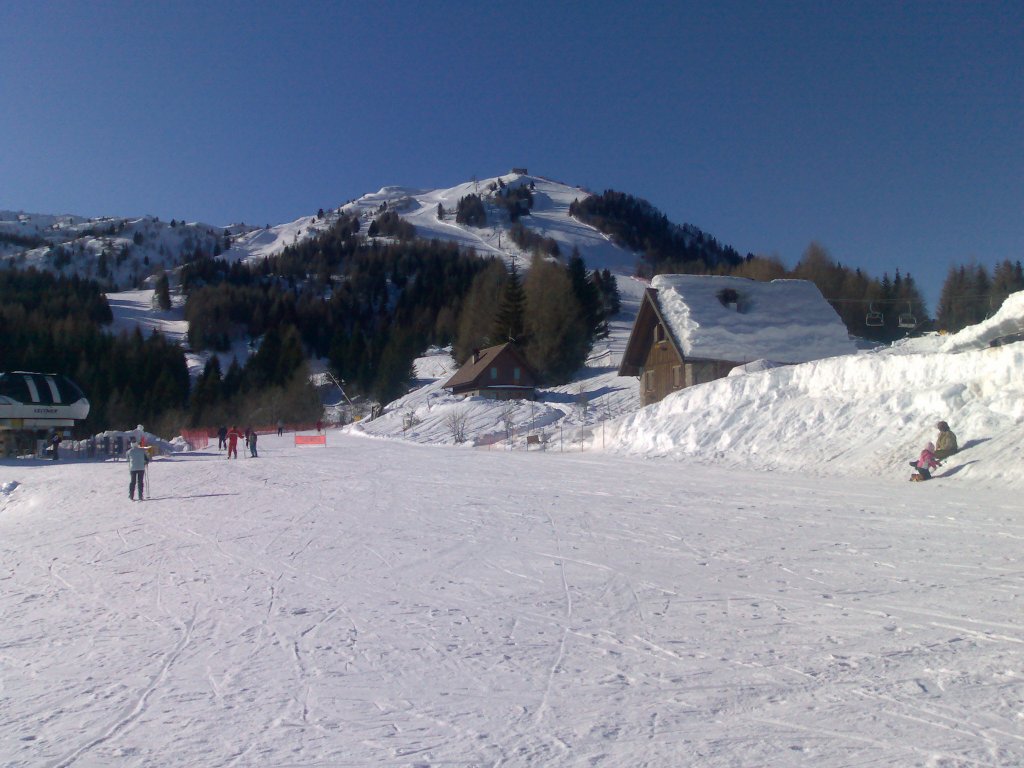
[
  {"left": 337, "top": 173, "right": 638, "bottom": 273},
  {"left": 2, "top": 433, "right": 1022, "bottom": 767}
]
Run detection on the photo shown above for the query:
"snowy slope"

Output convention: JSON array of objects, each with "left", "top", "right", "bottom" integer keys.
[
  {"left": 357, "top": 288, "right": 1024, "bottom": 492},
  {"left": 351, "top": 275, "right": 649, "bottom": 446},
  {"left": 221, "top": 213, "right": 340, "bottom": 263},
  {"left": 339, "top": 172, "right": 638, "bottom": 273},
  {"left": 604, "top": 291, "right": 1024, "bottom": 486},
  {"left": 3, "top": 172, "right": 641, "bottom": 278},
  {"left": 2, "top": 432, "right": 1022, "bottom": 766},
  {"left": 0, "top": 210, "right": 229, "bottom": 289}
]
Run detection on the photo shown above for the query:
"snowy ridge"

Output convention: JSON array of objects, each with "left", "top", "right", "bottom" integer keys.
[
  {"left": 222, "top": 213, "right": 339, "bottom": 263},
  {"left": 339, "top": 172, "right": 637, "bottom": 272},
  {"left": 3, "top": 171, "right": 641, "bottom": 283},
  {"left": 0, "top": 210, "right": 229, "bottom": 288}
]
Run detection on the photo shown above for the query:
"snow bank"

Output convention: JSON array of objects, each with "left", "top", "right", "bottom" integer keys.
[
  {"left": 607, "top": 323, "right": 1024, "bottom": 486},
  {"left": 92, "top": 425, "right": 182, "bottom": 455},
  {"left": 349, "top": 376, "right": 565, "bottom": 448},
  {"left": 941, "top": 290, "right": 1024, "bottom": 352}
]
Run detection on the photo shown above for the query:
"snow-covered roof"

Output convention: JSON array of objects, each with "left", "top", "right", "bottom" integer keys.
[{"left": 650, "top": 274, "right": 855, "bottom": 363}]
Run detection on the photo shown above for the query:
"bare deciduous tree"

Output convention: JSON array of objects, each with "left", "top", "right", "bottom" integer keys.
[{"left": 446, "top": 408, "right": 468, "bottom": 443}]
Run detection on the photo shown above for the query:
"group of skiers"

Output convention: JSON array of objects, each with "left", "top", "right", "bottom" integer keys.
[
  {"left": 216, "top": 425, "right": 258, "bottom": 458},
  {"left": 909, "top": 420, "right": 959, "bottom": 481},
  {"left": 123, "top": 421, "right": 267, "bottom": 501}
]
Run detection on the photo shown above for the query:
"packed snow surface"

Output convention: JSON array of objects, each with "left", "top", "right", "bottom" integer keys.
[{"left": 2, "top": 434, "right": 1023, "bottom": 767}]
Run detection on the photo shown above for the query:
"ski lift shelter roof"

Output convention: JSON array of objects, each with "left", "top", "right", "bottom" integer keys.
[
  {"left": 0, "top": 371, "right": 90, "bottom": 427},
  {"left": 621, "top": 274, "right": 855, "bottom": 371}
]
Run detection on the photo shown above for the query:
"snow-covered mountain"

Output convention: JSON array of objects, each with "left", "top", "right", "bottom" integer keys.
[
  {"left": 3, "top": 171, "right": 642, "bottom": 288},
  {"left": 218, "top": 171, "right": 640, "bottom": 274},
  {"left": 0, "top": 210, "right": 235, "bottom": 289},
  {"left": 338, "top": 172, "right": 636, "bottom": 272}
]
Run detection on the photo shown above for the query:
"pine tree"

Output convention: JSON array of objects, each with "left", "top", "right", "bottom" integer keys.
[
  {"left": 373, "top": 327, "right": 420, "bottom": 404},
  {"left": 567, "top": 251, "right": 602, "bottom": 340},
  {"left": 523, "top": 258, "right": 588, "bottom": 383},
  {"left": 455, "top": 194, "right": 487, "bottom": 227},
  {"left": 937, "top": 265, "right": 972, "bottom": 332},
  {"left": 454, "top": 260, "right": 505, "bottom": 361},
  {"left": 154, "top": 271, "right": 172, "bottom": 311},
  {"left": 491, "top": 260, "right": 526, "bottom": 344},
  {"left": 600, "top": 268, "right": 621, "bottom": 315},
  {"left": 991, "top": 260, "right": 1024, "bottom": 310}
]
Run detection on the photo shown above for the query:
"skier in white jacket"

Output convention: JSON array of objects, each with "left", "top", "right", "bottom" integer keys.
[{"left": 125, "top": 437, "right": 150, "bottom": 501}]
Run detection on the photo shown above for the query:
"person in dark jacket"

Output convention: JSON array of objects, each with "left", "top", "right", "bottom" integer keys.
[
  {"left": 249, "top": 429, "right": 258, "bottom": 458},
  {"left": 934, "top": 421, "right": 958, "bottom": 459},
  {"left": 217, "top": 425, "right": 228, "bottom": 451},
  {"left": 50, "top": 432, "right": 62, "bottom": 461}
]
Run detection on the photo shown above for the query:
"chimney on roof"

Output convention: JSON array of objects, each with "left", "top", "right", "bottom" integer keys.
[{"left": 472, "top": 349, "right": 480, "bottom": 363}]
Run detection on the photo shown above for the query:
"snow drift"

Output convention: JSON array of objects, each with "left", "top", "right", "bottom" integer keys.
[{"left": 606, "top": 292, "right": 1024, "bottom": 486}]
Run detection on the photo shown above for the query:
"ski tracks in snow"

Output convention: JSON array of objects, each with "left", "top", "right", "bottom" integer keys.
[
  {"left": 45, "top": 605, "right": 197, "bottom": 768},
  {"left": 3, "top": 435, "right": 1024, "bottom": 766}
]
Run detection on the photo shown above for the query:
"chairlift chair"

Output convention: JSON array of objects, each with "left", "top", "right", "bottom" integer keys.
[
  {"left": 897, "top": 303, "right": 917, "bottom": 329},
  {"left": 865, "top": 304, "right": 884, "bottom": 327}
]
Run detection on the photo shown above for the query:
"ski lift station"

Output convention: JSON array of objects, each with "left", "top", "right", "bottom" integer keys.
[{"left": 0, "top": 372, "right": 91, "bottom": 456}]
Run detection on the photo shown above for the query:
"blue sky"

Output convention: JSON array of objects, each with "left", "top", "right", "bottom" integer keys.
[{"left": 2, "top": 1, "right": 1021, "bottom": 309}]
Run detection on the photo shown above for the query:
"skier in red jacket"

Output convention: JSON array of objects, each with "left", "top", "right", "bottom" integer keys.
[{"left": 227, "top": 426, "right": 241, "bottom": 459}]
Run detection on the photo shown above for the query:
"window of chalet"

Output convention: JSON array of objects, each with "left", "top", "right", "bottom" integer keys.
[
  {"left": 513, "top": 367, "right": 521, "bottom": 381},
  {"left": 653, "top": 324, "right": 666, "bottom": 343},
  {"left": 490, "top": 367, "right": 498, "bottom": 380},
  {"left": 672, "top": 365, "right": 683, "bottom": 389},
  {"left": 644, "top": 371, "right": 655, "bottom": 392}
]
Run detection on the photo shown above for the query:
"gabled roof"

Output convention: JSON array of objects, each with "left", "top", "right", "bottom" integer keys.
[
  {"left": 443, "top": 343, "right": 536, "bottom": 391},
  {"left": 619, "top": 288, "right": 676, "bottom": 376},
  {"left": 619, "top": 275, "right": 854, "bottom": 374}
]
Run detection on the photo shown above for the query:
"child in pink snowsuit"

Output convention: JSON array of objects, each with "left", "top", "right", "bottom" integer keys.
[{"left": 909, "top": 441, "right": 941, "bottom": 480}]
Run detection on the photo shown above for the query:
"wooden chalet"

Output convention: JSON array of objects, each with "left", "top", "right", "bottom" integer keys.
[
  {"left": 619, "top": 275, "right": 854, "bottom": 407},
  {"left": 618, "top": 288, "right": 733, "bottom": 406},
  {"left": 443, "top": 343, "right": 538, "bottom": 400}
]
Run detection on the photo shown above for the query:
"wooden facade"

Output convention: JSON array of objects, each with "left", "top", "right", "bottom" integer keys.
[{"left": 619, "top": 289, "right": 738, "bottom": 406}]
